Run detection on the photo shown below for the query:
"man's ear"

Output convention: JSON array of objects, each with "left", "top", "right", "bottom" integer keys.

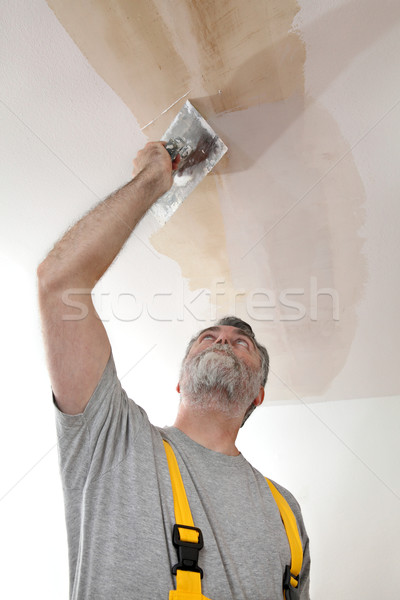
[
  {"left": 254, "top": 387, "right": 265, "bottom": 407},
  {"left": 176, "top": 382, "right": 180, "bottom": 394},
  {"left": 240, "top": 388, "right": 265, "bottom": 428}
]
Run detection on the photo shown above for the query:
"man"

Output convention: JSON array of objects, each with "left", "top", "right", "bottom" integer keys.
[{"left": 37, "top": 142, "right": 310, "bottom": 599}]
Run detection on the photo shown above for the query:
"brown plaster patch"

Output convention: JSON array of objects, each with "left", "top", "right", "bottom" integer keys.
[
  {"left": 153, "top": 0, "right": 305, "bottom": 115},
  {"left": 47, "top": 0, "right": 191, "bottom": 129},
  {"left": 47, "top": 0, "right": 304, "bottom": 133},
  {"left": 150, "top": 175, "right": 234, "bottom": 314}
]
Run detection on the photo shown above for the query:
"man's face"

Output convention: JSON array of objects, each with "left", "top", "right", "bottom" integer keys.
[
  {"left": 186, "top": 325, "right": 261, "bottom": 369},
  {"left": 178, "top": 326, "right": 263, "bottom": 417}
]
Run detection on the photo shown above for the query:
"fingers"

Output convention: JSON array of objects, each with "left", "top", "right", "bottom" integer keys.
[
  {"left": 172, "top": 154, "right": 181, "bottom": 171},
  {"left": 132, "top": 141, "right": 165, "bottom": 175},
  {"left": 132, "top": 141, "right": 181, "bottom": 176},
  {"left": 131, "top": 141, "right": 178, "bottom": 196}
]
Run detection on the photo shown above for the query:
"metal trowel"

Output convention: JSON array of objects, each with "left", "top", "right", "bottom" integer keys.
[{"left": 150, "top": 100, "right": 227, "bottom": 226}]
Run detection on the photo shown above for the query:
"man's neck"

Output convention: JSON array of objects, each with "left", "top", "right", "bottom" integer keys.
[{"left": 173, "top": 402, "right": 242, "bottom": 456}]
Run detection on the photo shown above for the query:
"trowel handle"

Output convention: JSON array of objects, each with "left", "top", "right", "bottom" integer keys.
[{"left": 165, "top": 137, "right": 192, "bottom": 161}]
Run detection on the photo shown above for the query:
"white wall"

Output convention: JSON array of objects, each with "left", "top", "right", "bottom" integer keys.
[{"left": 240, "top": 395, "right": 400, "bottom": 598}]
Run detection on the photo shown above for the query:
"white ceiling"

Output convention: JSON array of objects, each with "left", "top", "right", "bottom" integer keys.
[
  {"left": 1, "top": 1, "right": 400, "bottom": 597},
  {"left": 2, "top": 0, "right": 399, "bottom": 408}
]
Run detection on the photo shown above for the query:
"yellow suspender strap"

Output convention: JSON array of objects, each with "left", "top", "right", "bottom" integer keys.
[
  {"left": 265, "top": 478, "right": 303, "bottom": 589},
  {"left": 163, "top": 440, "right": 211, "bottom": 600},
  {"left": 163, "top": 440, "right": 302, "bottom": 599}
]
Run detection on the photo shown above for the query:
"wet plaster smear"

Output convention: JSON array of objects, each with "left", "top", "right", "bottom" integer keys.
[{"left": 47, "top": 0, "right": 366, "bottom": 400}]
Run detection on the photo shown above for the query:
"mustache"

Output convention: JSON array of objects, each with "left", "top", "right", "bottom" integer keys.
[
  {"left": 191, "top": 344, "right": 241, "bottom": 370},
  {"left": 197, "top": 344, "right": 237, "bottom": 360}
]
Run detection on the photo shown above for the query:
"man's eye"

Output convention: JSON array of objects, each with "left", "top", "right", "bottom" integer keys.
[
  {"left": 236, "top": 339, "right": 249, "bottom": 347},
  {"left": 202, "top": 334, "right": 214, "bottom": 341}
]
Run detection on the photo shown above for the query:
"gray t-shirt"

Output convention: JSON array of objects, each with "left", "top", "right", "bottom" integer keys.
[{"left": 54, "top": 351, "right": 310, "bottom": 599}]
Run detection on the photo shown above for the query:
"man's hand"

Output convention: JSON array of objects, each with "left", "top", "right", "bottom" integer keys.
[{"left": 132, "top": 141, "right": 181, "bottom": 198}]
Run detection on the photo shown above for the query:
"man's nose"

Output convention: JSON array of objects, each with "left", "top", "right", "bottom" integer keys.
[{"left": 215, "top": 334, "right": 229, "bottom": 345}]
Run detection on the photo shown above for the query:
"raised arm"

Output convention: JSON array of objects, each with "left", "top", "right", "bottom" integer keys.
[{"left": 37, "top": 142, "right": 179, "bottom": 415}]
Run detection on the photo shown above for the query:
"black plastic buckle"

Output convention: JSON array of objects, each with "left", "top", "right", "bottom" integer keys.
[
  {"left": 172, "top": 524, "right": 204, "bottom": 578},
  {"left": 283, "top": 565, "right": 300, "bottom": 600}
]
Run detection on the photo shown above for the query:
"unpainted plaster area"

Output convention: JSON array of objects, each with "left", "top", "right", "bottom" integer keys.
[
  {"left": 214, "top": 96, "right": 366, "bottom": 398},
  {"left": 47, "top": 0, "right": 304, "bottom": 132},
  {"left": 150, "top": 175, "right": 234, "bottom": 303},
  {"left": 46, "top": 0, "right": 368, "bottom": 398}
]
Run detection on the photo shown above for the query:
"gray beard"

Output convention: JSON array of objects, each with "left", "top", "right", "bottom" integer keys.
[{"left": 179, "top": 345, "right": 261, "bottom": 417}]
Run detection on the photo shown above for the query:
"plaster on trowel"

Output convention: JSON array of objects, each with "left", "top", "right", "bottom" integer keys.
[{"left": 150, "top": 101, "right": 227, "bottom": 226}]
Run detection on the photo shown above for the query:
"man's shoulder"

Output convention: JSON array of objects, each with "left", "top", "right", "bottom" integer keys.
[
  {"left": 242, "top": 457, "right": 302, "bottom": 511},
  {"left": 266, "top": 478, "right": 301, "bottom": 510}
]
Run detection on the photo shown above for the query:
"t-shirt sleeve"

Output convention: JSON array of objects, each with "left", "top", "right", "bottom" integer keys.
[{"left": 53, "top": 349, "right": 147, "bottom": 489}]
